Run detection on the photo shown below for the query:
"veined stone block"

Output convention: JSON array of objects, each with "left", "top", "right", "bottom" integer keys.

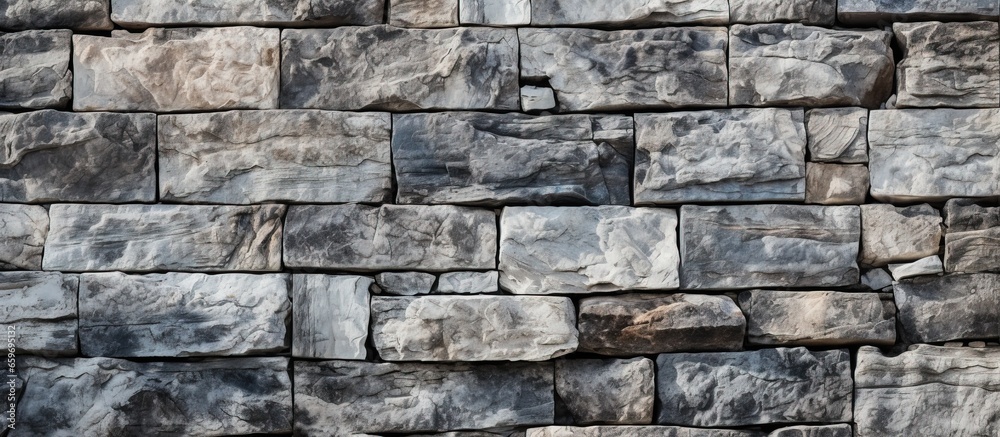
[
  {"left": 0, "top": 30, "right": 71, "bottom": 109},
  {"left": 860, "top": 203, "right": 942, "bottom": 266},
  {"left": 528, "top": 427, "right": 761, "bottom": 437},
  {"left": 436, "top": 271, "right": 499, "bottom": 294},
  {"left": 740, "top": 290, "right": 895, "bottom": 346},
  {"left": 0, "top": 204, "right": 47, "bottom": 270},
  {"left": 804, "top": 163, "right": 869, "bottom": 205},
  {"left": 555, "top": 358, "right": 654, "bottom": 425},
  {"left": 806, "top": 107, "right": 869, "bottom": 163},
  {"left": 389, "top": 0, "right": 459, "bottom": 27},
  {"left": 944, "top": 199, "right": 1000, "bottom": 273},
  {"left": 292, "top": 274, "right": 371, "bottom": 360},
  {"left": 111, "top": 0, "right": 384, "bottom": 27},
  {"left": 529, "top": 0, "right": 729, "bottom": 26},
  {"left": 893, "top": 273, "right": 1000, "bottom": 342},
  {"left": 838, "top": 0, "right": 999, "bottom": 25},
  {"left": 376, "top": 272, "right": 436, "bottom": 296},
  {"left": 730, "top": 0, "right": 836, "bottom": 25},
  {"left": 0, "top": 272, "right": 77, "bottom": 355},
  {"left": 0, "top": 0, "right": 113, "bottom": 30},
  {"left": 888, "top": 255, "right": 943, "bottom": 280},
  {"left": 460, "top": 0, "right": 530, "bottom": 25}
]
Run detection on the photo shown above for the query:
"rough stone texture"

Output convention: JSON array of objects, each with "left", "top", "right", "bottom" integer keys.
[
  {"left": 869, "top": 108, "right": 1000, "bottom": 202},
  {"left": 521, "top": 85, "right": 556, "bottom": 112},
  {"left": 805, "top": 163, "right": 869, "bottom": 205},
  {"left": 730, "top": 0, "right": 836, "bottom": 25},
  {"left": 656, "top": 348, "right": 853, "bottom": 426},
  {"left": 889, "top": 255, "right": 944, "bottom": 280},
  {"left": 294, "top": 360, "right": 553, "bottom": 435},
  {"left": 159, "top": 110, "right": 392, "bottom": 204},
  {"left": 281, "top": 26, "right": 519, "bottom": 111},
  {"left": 680, "top": 205, "right": 861, "bottom": 289},
  {"left": 739, "top": 290, "right": 895, "bottom": 346},
  {"left": 285, "top": 204, "right": 496, "bottom": 271},
  {"left": 769, "top": 425, "right": 852, "bottom": 437},
  {"left": 555, "top": 358, "right": 654, "bottom": 425},
  {"left": 730, "top": 24, "right": 894, "bottom": 108},
  {"left": 944, "top": 199, "right": 1000, "bottom": 273},
  {"left": 0, "top": 110, "right": 156, "bottom": 203},
  {"left": 893, "top": 273, "right": 1000, "bottom": 342},
  {"left": 437, "top": 271, "right": 499, "bottom": 294},
  {"left": 577, "top": 294, "right": 745, "bottom": 355},
  {"left": 372, "top": 295, "right": 578, "bottom": 361},
  {"left": 838, "top": 0, "right": 1000, "bottom": 25},
  {"left": 0, "top": 30, "right": 71, "bottom": 109},
  {"left": 390, "top": 0, "right": 459, "bottom": 27},
  {"left": 394, "top": 112, "right": 632, "bottom": 206},
  {"left": 529, "top": 0, "right": 729, "bottom": 26},
  {"left": 78, "top": 272, "right": 290, "bottom": 357},
  {"left": 0, "top": 0, "right": 113, "bottom": 30},
  {"left": 111, "top": 0, "right": 384, "bottom": 27},
  {"left": 855, "top": 345, "right": 1000, "bottom": 436},
  {"left": 0, "top": 203, "right": 47, "bottom": 270},
  {"left": 0, "top": 272, "right": 77, "bottom": 355},
  {"left": 499, "top": 206, "right": 679, "bottom": 294},
  {"left": 292, "top": 274, "right": 371, "bottom": 360},
  {"left": 461, "top": 0, "right": 530, "bottom": 25},
  {"left": 806, "top": 107, "right": 869, "bottom": 163},
  {"left": 894, "top": 21, "right": 1000, "bottom": 108},
  {"left": 635, "top": 108, "right": 806, "bottom": 204},
  {"left": 11, "top": 356, "right": 292, "bottom": 436},
  {"left": 519, "top": 27, "right": 728, "bottom": 111},
  {"left": 44, "top": 204, "right": 284, "bottom": 272},
  {"left": 73, "top": 27, "right": 279, "bottom": 112},
  {"left": 861, "top": 268, "right": 893, "bottom": 291},
  {"left": 860, "top": 203, "right": 943, "bottom": 266},
  {"left": 528, "top": 427, "right": 761, "bottom": 437},
  {"left": 376, "top": 272, "right": 436, "bottom": 295}
]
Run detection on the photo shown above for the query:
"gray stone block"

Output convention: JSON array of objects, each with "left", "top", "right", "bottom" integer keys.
[
  {"left": 530, "top": 0, "right": 729, "bottom": 26},
  {"left": 390, "top": 0, "right": 459, "bottom": 27},
  {"left": 861, "top": 203, "right": 942, "bottom": 267},
  {"left": 806, "top": 107, "right": 869, "bottom": 163},
  {"left": 555, "top": 358, "right": 654, "bottom": 425},
  {"left": 111, "top": 0, "right": 383, "bottom": 27},
  {"left": 893, "top": 273, "right": 1000, "bottom": 342},
  {"left": 0, "top": 0, "right": 113, "bottom": 30},
  {"left": 805, "top": 163, "right": 869, "bottom": 205},
  {"left": 730, "top": 0, "right": 835, "bottom": 25},
  {"left": 376, "top": 271, "right": 436, "bottom": 296},
  {"left": 460, "top": 0, "right": 530, "bottom": 25},
  {"left": 292, "top": 274, "right": 371, "bottom": 360},
  {"left": 0, "top": 30, "right": 71, "bottom": 109},
  {"left": 944, "top": 199, "right": 1000, "bottom": 273},
  {"left": 0, "top": 272, "right": 77, "bottom": 355},
  {"left": 436, "top": 271, "right": 499, "bottom": 294},
  {"left": 0, "top": 204, "right": 47, "bottom": 270},
  {"left": 528, "top": 428, "right": 761, "bottom": 437},
  {"left": 740, "top": 290, "right": 895, "bottom": 346},
  {"left": 838, "top": 0, "right": 999, "bottom": 25}
]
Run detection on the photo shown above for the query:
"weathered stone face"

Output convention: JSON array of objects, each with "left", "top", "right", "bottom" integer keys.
[
  {"left": 860, "top": 203, "right": 942, "bottom": 266},
  {"left": 888, "top": 255, "right": 944, "bottom": 280},
  {"left": 390, "top": 0, "right": 459, "bottom": 27},
  {"left": 0, "top": 0, "right": 113, "bottom": 30},
  {"left": 376, "top": 271, "right": 436, "bottom": 295},
  {"left": 838, "top": 0, "right": 1000, "bottom": 25},
  {"left": 460, "top": 0, "right": 530, "bottom": 25},
  {"left": 499, "top": 206, "right": 679, "bottom": 294},
  {"left": 437, "top": 271, "right": 499, "bottom": 294},
  {"left": 893, "top": 273, "right": 1000, "bottom": 342},
  {"left": 555, "top": 358, "right": 654, "bottom": 425},
  {"left": 730, "top": 0, "right": 836, "bottom": 25},
  {"left": 944, "top": 199, "right": 1000, "bottom": 273},
  {"left": 804, "top": 163, "right": 869, "bottom": 205},
  {"left": 635, "top": 108, "right": 806, "bottom": 204},
  {"left": 0, "top": 30, "right": 71, "bottom": 109},
  {"left": 0, "top": 203, "right": 47, "bottom": 270},
  {"left": 281, "top": 26, "right": 519, "bottom": 111},
  {"left": 0, "top": 272, "right": 77, "bottom": 355},
  {"left": 739, "top": 290, "right": 895, "bottom": 346},
  {"left": 73, "top": 27, "right": 280, "bottom": 112},
  {"left": 527, "top": 427, "right": 762, "bottom": 437},
  {"left": 111, "top": 0, "right": 384, "bottom": 27},
  {"left": 519, "top": 27, "right": 728, "bottom": 111},
  {"left": 768, "top": 425, "right": 852, "bottom": 437},
  {"left": 806, "top": 107, "right": 869, "bottom": 163},
  {"left": 529, "top": 0, "right": 729, "bottom": 26},
  {"left": 730, "top": 24, "right": 894, "bottom": 108},
  {"left": 292, "top": 274, "right": 371, "bottom": 360}
]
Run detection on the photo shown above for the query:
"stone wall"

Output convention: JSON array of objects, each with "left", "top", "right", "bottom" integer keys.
[{"left": 2, "top": 0, "right": 1000, "bottom": 436}]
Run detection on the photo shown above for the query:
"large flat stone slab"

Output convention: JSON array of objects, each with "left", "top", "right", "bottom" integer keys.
[
  {"left": 284, "top": 204, "right": 496, "bottom": 271},
  {"left": 860, "top": 203, "right": 942, "bottom": 266},
  {"left": 680, "top": 205, "right": 861, "bottom": 289},
  {"left": 529, "top": 0, "right": 729, "bottom": 26},
  {"left": 294, "top": 360, "right": 553, "bottom": 435},
  {"left": 519, "top": 27, "right": 728, "bottom": 111},
  {"left": 740, "top": 290, "right": 895, "bottom": 346},
  {"left": 281, "top": 26, "right": 518, "bottom": 111},
  {"left": 528, "top": 427, "right": 762, "bottom": 437},
  {"left": 111, "top": 0, "right": 383, "bottom": 27},
  {"left": 44, "top": 204, "right": 284, "bottom": 272},
  {"left": 372, "top": 295, "right": 578, "bottom": 361},
  {"left": 657, "top": 347, "right": 853, "bottom": 426},
  {"left": 0, "top": 30, "right": 71, "bottom": 109},
  {"left": 499, "top": 206, "right": 679, "bottom": 294},
  {"left": 0, "top": 272, "right": 77, "bottom": 355},
  {"left": 0, "top": 0, "right": 113, "bottom": 30},
  {"left": 635, "top": 108, "right": 806, "bottom": 204},
  {"left": 730, "top": 0, "right": 836, "bottom": 25},
  {"left": 0, "top": 110, "right": 155, "bottom": 203},
  {"left": 893, "top": 273, "right": 1000, "bottom": 342},
  {"left": 555, "top": 358, "right": 654, "bottom": 425},
  {"left": 895, "top": 21, "right": 1000, "bottom": 108},
  {"left": 393, "top": 112, "right": 632, "bottom": 206},
  {"left": 0, "top": 204, "right": 46, "bottom": 270},
  {"left": 838, "top": 0, "right": 1000, "bottom": 25},
  {"left": 292, "top": 274, "right": 371, "bottom": 360},
  {"left": 944, "top": 199, "right": 1000, "bottom": 273},
  {"left": 159, "top": 110, "right": 391, "bottom": 204},
  {"left": 73, "top": 27, "right": 279, "bottom": 112},
  {"left": 730, "top": 24, "right": 893, "bottom": 108}
]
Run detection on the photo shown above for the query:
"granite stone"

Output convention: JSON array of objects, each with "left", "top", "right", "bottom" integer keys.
[
  {"left": 0, "top": 29, "right": 71, "bottom": 109},
  {"left": 893, "top": 273, "right": 1000, "bottom": 342},
  {"left": 555, "top": 358, "right": 654, "bottom": 425}
]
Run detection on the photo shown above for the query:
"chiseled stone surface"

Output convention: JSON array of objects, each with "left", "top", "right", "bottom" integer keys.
[
  {"left": 861, "top": 268, "right": 893, "bottom": 291},
  {"left": 806, "top": 107, "right": 869, "bottom": 163},
  {"left": 680, "top": 205, "right": 860, "bottom": 289},
  {"left": 0, "top": 272, "right": 77, "bottom": 355},
  {"left": 888, "top": 255, "right": 944, "bottom": 280},
  {"left": 159, "top": 110, "right": 391, "bottom": 204},
  {"left": 730, "top": 24, "right": 894, "bottom": 108},
  {"left": 0, "top": 30, "right": 71, "bottom": 109},
  {"left": 838, "top": 0, "right": 1000, "bottom": 25},
  {"left": 740, "top": 290, "right": 895, "bottom": 346},
  {"left": 372, "top": 295, "right": 578, "bottom": 361},
  {"left": 0, "top": 204, "right": 47, "bottom": 270},
  {"left": 111, "top": 0, "right": 383, "bottom": 27},
  {"left": 44, "top": 204, "right": 284, "bottom": 272},
  {"left": 861, "top": 203, "right": 942, "bottom": 266},
  {"left": 657, "top": 347, "right": 853, "bottom": 426},
  {"left": 894, "top": 21, "right": 1000, "bottom": 108},
  {"left": 284, "top": 204, "right": 496, "bottom": 271},
  {"left": 376, "top": 271, "right": 436, "bottom": 296},
  {"left": 868, "top": 108, "right": 1000, "bottom": 202},
  {"left": 519, "top": 27, "right": 728, "bottom": 111},
  {"left": 79, "top": 272, "right": 290, "bottom": 357},
  {"left": 390, "top": 0, "right": 459, "bottom": 27},
  {"left": 292, "top": 274, "right": 371, "bottom": 360},
  {"left": 805, "top": 163, "right": 869, "bottom": 205},
  {"left": 437, "top": 271, "right": 499, "bottom": 294},
  {"left": 893, "top": 273, "right": 1000, "bottom": 342},
  {"left": 0, "top": 110, "right": 156, "bottom": 203},
  {"left": 521, "top": 85, "right": 556, "bottom": 112},
  {"left": 294, "top": 360, "right": 554, "bottom": 435},
  {"left": 527, "top": 427, "right": 761, "bottom": 437},
  {"left": 555, "top": 358, "right": 654, "bottom": 425},
  {"left": 855, "top": 345, "right": 1000, "bottom": 436},
  {"left": 460, "top": 0, "right": 530, "bottom": 25},
  {"left": 281, "top": 26, "right": 519, "bottom": 111},
  {"left": 635, "top": 108, "right": 806, "bottom": 204},
  {"left": 730, "top": 0, "right": 835, "bottom": 25},
  {"left": 577, "top": 294, "right": 745, "bottom": 355},
  {"left": 530, "top": 0, "right": 729, "bottom": 26},
  {"left": 769, "top": 425, "right": 852, "bottom": 437},
  {"left": 393, "top": 112, "right": 632, "bottom": 206},
  {"left": 73, "top": 27, "right": 279, "bottom": 112},
  {"left": 944, "top": 199, "right": 1000, "bottom": 273},
  {"left": 11, "top": 356, "right": 292, "bottom": 436},
  {"left": 499, "top": 206, "right": 679, "bottom": 294},
  {"left": 0, "top": 0, "right": 113, "bottom": 30}
]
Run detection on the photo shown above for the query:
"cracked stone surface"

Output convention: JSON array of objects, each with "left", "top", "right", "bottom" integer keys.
[
  {"left": 0, "top": 204, "right": 47, "bottom": 270},
  {"left": 159, "top": 110, "right": 391, "bottom": 204},
  {"left": 861, "top": 203, "right": 943, "bottom": 266},
  {"left": 390, "top": 0, "right": 458, "bottom": 27},
  {"left": 460, "top": 0, "right": 530, "bottom": 25},
  {"left": 529, "top": 0, "right": 729, "bottom": 26},
  {"left": 740, "top": 290, "right": 895, "bottom": 346},
  {"left": 393, "top": 112, "right": 632, "bottom": 206},
  {"left": 376, "top": 272, "right": 436, "bottom": 296},
  {"left": 0, "top": 0, "right": 113, "bottom": 30},
  {"left": 0, "top": 272, "right": 77, "bottom": 355},
  {"left": 555, "top": 358, "right": 654, "bottom": 425},
  {"left": 944, "top": 199, "right": 1000, "bottom": 273},
  {"left": 0, "top": 30, "right": 71, "bottom": 109},
  {"left": 804, "top": 163, "right": 869, "bottom": 205},
  {"left": 888, "top": 255, "right": 944, "bottom": 280},
  {"left": 893, "top": 273, "right": 1000, "bottom": 342},
  {"left": 838, "top": 0, "right": 1000, "bottom": 25},
  {"left": 499, "top": 206, "right": 679, "bottom": 294},
  {"left": 528, "top": 427, "right": 762, "bottom": 437},
  {"left": 436, "top": 271, "right": 499, "bottom": 294},
  {"left": 292, "top": 274, "right": 371, "bottom": 360},
  {"left": 730, "top": 0, "right": 835, "bottom": 25},
  {"left": 806, "top": 107, "right": 869, "bottom": 163},
  {"left": 111, "top": 0, "right": 383, "bottom": 27}
]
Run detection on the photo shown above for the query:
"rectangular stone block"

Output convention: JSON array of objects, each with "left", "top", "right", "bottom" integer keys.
[
  {"left": 555, "top": 358, "right": 654, "bottom": 425},
  {"left": 292, "top": 274, "right": 371, "bottom": 360},
  {"left": 730, "top": 24, "right": 893, "bottom": 108},
  {"left": 284, "top": 204, "right": 496, "bottom": 271},
  {"left": 861, "top": 203, "right": 942, "bottom": 266},
  {"left": 944, "top": 199, "right": 1000, "bottom": 273},
  {"left": 730, "top": 0, "right": 835, "bottom": 25},
  {"left": 499, "top": 206, "right": 679, "bottom": 294},
  {"left": 0, "top": 110, "right": 156, "bottom": 203},
  {"left": 740, "top": 290, "right": 895, "bottom": 346},
  {"left": 656, "top": 348, "right": 853, "bottom": 426},
  {"left": 528, "top": 427, "right": 761, "bottom": 437},
  {"left": 111, "top": 0, "right": 383, "bottom": 27},
  {"left": 838, "top": 0, "right": 999, "bottom": 25},
  {"left": 0, "top": 272, "right": 77, "bottom": 355},
  {"left": 680, "top": 205, "right": 861, "bottom": 289},
  {"left": 460, "top": 0, "right": 530, "bottom": 25},
  {"left": 0, "top": 204, "right": 46, "bottom": 270},
  {"left": 893, "top": 273, "right": 1000, "bottom": 342},
  {"left": 393, "top": 112, "right": 632, "bottom": 206},
  {"left": 73, "top": 27, "right": 279, "bottom": 112},
  {"left": 806, "top": 107, "right": 869, "bottom": 163},
  {"left": 159, "top": 110, "right": 392, "bottom": 204},
  {"left": 436, "top": 271, "right": 499, "bottom": 294},
  {"left": 635, "top": 108, "right": 806, "bottom": 204},
  {"left": 519, "top": 27, "right": 728, "bottom": 111},
  {"left": 281, "top": 26, "right": 519, "bottom": 111},
  {"left": 0, "top": 30, "right": 71, "bottom": 109},
  {"left": 805, "top": 163, "right": 869, "bottom": 205},
  {"left": 79, "top": 272, "right": 290, "bottom": 357},
  {"left": 895, "top": 21, "right": 1000, "bottom": 108},
  {"left": 294, "top": 360, "right": 553, "bottom": 435},
  {"left": 530, "top": 0, "right": 729, "bottom": 26},
  {"left": 44, "top": 204, "right": 284, "bottom": 272},
  {"left": 390, "top": 0, "right": 459, "bottom": 27},
  {"left": 0, "top": 0, "right": 113, "bottom": 30}
]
